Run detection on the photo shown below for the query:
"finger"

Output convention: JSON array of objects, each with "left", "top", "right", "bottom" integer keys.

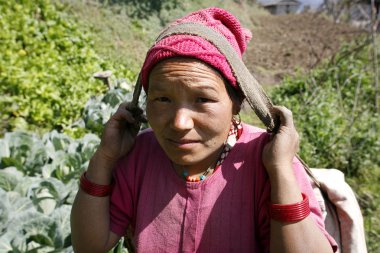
[
  {"left": 138, "top": 114, "right": 148, "bottom": 123},
  {"left": 112, "top": 107, "right": 136, "bottom": 124},
  {"left": 124, "top": 102, "right": 146, "bottom": 123},
  {"left": 267, "top": 132, "right": 274, "bottom": 141},
  {"left": 271, "top": 106, "right": 294, "bottom": 128},
  {"left": 119, "top": 102, "right": 130, "bottom": 110},
  {"left": 125, "top": 102, "right": 144, "bottom": 112},
  {"left": 115, "top": 102, "right": 143, "bottom": 122}
]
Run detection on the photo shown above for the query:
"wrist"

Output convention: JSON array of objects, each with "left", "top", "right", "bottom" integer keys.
[
  {"left": 265, "top": 163, "right": 294, "bottom": 180},
  {"left": 96, "top": 145, "right": 121, "bottom": 165},
  {"left": 86, "top": 150, "right": 117, "bottom": 185},
  {"left": 269, "top": 193, "right": 310, "bottom": 222},
  {"left": 268, "top": 168, "right": 303, "bottom": 204},
  {"left": 80, "top": 171, "right": 114, "bottom": 197}
]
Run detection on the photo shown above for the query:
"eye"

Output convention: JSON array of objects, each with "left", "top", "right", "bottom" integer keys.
[
  {"left": 196, "top": 97, "right": 212, "bottom": 103},
  {"left": 155, "top": 97, "right": 171, "bottom": 102}
]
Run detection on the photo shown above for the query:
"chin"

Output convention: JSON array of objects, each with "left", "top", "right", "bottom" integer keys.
[
  {"left": 159, "top": 140, "right": 222, "bottom": 168},
  {"left": 168, "top": 154, "right": 202, "bottom": 166},
  {"left": 166, "top": 150, "right": 207, "bottom": 165}
]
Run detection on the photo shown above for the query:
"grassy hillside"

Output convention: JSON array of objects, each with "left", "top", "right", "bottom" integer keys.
[
  {"left": 59, "top": 0, "right": 362, "bottom": 86},
  {"left": 58, "top": 0, "right": 267, "bottom": 75}
]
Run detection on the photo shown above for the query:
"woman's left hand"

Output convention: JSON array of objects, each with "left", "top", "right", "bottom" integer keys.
[{"left": 262, "top": 106, "right": 300, "bottom": 178}]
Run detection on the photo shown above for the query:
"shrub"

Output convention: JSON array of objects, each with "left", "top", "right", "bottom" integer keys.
[
  {"left": 0, "top": 0, "right": 134, "bottom": 135},
  {"left": 270, "top": 42, "right": 379, "bottom": 177}
]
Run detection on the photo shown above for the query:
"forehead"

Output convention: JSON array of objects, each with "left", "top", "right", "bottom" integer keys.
[{"left": 149, "top": 58, "right": 227, "bottom": 92}]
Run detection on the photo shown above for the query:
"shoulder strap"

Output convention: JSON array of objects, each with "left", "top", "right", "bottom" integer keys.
[
  {"left": 131, "top": 73, "right": 142, "bottom": 107},
  {"left": 297, "top": 154, "right": 321, "bottom": 187}
]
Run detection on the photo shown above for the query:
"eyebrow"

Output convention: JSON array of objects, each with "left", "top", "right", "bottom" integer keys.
[
  {"left": 149, "top": 81, "right": 220, "bottom": 93},
  {"left": 191, "top": 84, "right": 219, "bottom": 93}
]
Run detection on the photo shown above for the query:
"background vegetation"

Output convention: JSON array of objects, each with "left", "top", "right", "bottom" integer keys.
[
  {"left": 0, "top": 0, "right": 379, "bottom": 252},
  {"left": 270, "top": 42, "right": 380, "bottom": 251},
  {"left": 0, "top": 0, "right": 134, "bottom": 136}
]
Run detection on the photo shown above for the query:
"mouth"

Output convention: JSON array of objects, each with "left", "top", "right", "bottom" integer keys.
[{"left": 167, "top": 138, "right": 201, "bottom": 148}]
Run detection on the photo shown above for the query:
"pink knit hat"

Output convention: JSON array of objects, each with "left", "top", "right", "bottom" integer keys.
[{"left": 140, "top": 7, "right": 252, "bottom": 96}]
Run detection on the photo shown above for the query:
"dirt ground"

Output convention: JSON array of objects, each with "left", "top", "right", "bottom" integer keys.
[{"left": 243, "top": 13, "right": 365, "bottom": 86}]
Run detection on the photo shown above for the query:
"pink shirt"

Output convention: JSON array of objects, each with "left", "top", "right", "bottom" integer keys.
[{"left": 110, "top": 124, "right": 337, "bottom": 252}]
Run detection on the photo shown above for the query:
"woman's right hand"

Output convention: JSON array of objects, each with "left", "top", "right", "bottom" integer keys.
[
  {"left": 72, "top": 102, "right": 144, "bottom": 251},
  {"left": 96, "top": 102, "right": 145, "bottom": 167}
]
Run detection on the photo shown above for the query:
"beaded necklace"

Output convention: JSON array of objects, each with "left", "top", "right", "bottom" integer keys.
[{"left": 183, "top": 119, "right": 243, "bottom": 182}]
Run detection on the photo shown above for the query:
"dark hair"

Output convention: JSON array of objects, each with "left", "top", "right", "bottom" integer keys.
[{"left": 223, "top": 78, "right": 244, "bottom": 113}]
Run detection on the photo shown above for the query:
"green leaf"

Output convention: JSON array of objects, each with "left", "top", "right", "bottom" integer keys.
[
  {"left": 50, "top": 205, "right": 71, "bottom": 249},
  {"left": 0, "top": 167, "right": 23, "bottom": 191},
  {"left": 0, "top": 139, "right": 10, "bottom": 158}
]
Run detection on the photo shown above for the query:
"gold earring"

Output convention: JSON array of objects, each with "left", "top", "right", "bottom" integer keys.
[{"left": 232, "top": 114, "right": 241, "bottom": 125}]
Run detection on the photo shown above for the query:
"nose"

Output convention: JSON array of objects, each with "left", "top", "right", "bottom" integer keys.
[{"left": 171, "top": 107, "right": 194, "bottom": 131}]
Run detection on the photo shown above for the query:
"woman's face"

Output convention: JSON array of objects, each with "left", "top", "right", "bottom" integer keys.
[{"left": 147, "top": 58, "right": 237, "bottom": 172}]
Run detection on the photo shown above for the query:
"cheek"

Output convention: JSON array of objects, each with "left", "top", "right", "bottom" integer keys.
[
  {"left": 198, "top": 103, "right": 234, "bottom": 136},
  {"left": 147, "top": 99, "right": 234, "bottom": 134},
  {"left": 146, "top": 102, "right": 161, "bottom": 129}
]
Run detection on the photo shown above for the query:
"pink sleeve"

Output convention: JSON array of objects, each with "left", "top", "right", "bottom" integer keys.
[
  {"left": 256, "top": 174, "right": 271, "bottom": 253},
  {"left": 292, "top": 158, "right": 338, "bottom": 252},
  {"left": 109, "top": 156, "right": 135, "bottom": 236},
  {"left": 109, "top": 130, "right": 154, "bottom": 236}
]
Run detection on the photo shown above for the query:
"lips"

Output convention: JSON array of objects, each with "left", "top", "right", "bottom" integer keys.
[
  {"left": 167, "top": 138, "right": 201, "bottom": 148},
  {"left": 171, "top": 139, "right": 199, "bottom": 144}
]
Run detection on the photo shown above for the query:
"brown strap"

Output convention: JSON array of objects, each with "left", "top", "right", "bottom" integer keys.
[
  {"left": 297, "top": 154, "right": 321, "bottom": 188},
  {"left": 131, "top": 73, "right": 142, "bottom": 107}
]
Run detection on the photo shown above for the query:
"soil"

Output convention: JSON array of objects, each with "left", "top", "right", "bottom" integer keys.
[{"left": 243, "top": 13, "right": 365, "bottom": 86}]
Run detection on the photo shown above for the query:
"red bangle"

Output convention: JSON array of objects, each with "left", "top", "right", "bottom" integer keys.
[
  {"left": 80, "top": 172, "right": 114, "bottom": 197},
  {"left": 269, "top": 193, "right": 310, "bottom": 222}
]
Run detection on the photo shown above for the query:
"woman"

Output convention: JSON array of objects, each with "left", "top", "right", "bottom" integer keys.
[{"left": 71, "top": 7, "right": 337, "bottom": 253}]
